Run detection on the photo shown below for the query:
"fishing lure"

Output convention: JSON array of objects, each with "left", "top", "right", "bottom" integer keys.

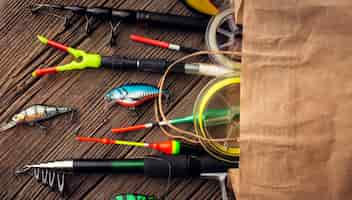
[
  {"left": 30, "top": 3, "right": 209, "bottom": 46},
  {"left": 113, "top": 193, "right": 156, "bottom": 200},
  {"left": 0, "top": 104, "right": 77, "bottom": 132},
  {"left": 105, "top": 83, "right": 170, "bottom": 110}
]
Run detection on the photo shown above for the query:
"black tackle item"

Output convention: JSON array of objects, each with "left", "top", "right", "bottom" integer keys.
[
  {"left": 30, "top": 3, "right": 209, "bottom": 46},
  {"left": 101, "top": 57, "right": 186, "bottom": 73},
  {"left": 144, "top": 155, "right": 236, "bottom": 177},
  {"left": 134, "top": 11, "right": 208, "bottom": 30},
  {"left": 179, "top": 142, "right": 208, "bottom": 155},
  {"left": 72, "top": 159, "right": 145, "bottom": 174},
  {"left": 15, "top": 155, "right": 238, "bottom": 194}
]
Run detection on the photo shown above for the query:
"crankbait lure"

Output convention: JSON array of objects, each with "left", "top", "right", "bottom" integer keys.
[
  {"left": 113, "top": 193, "right": 156, "bottom": 200},
  {"left": 105, "top": 83, "right": 170, "bottom": 110},
  {"left": 30, "top": 3, "right": 209, "bottom": 46},
  {"left": 0, "top": 104, "right": 77, "bottom": 132},
  {"left": 32, "top": 36, "right": 234, "bottom": 77}
]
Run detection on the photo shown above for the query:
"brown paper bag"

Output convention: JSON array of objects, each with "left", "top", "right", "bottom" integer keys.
[{"left": 239, "top": 0, "right": 352, "bottom": 199}]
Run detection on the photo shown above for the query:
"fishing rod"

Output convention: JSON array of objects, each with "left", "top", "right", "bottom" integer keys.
[
  {"left": 76, "top": 136, "right": 205, "bottom": 156},
  {"left": 32, "top": 35, "right": 235, "bottom": 77},
  {"left": 111, "top": 108, "right": 239, "bottom": 134},
  {"left": 15, "top": 155, "right": 237, "bottom": 194},
  {"left": 30, "top": 3, "right": 210, "bottom": 46}
]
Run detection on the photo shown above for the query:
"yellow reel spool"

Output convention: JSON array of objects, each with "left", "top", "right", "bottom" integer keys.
[{"left": 194, "top": 75, "right": 240, "bottom": 162}]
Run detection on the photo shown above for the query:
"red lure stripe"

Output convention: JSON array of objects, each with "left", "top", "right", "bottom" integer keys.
[
  {"left": 47, "top": 39, "right": 69, "bottom": 52},
  {"left": 111, "top": 124, "right": 147, "bottom": 133},
  {"left": 115, "top": 95, "right": 158, "bottom": 108},
  {"left": 130, "top": 34, "right": 169, "bottom": 49},
  {"left": 34, "top": 67, "right": 58, "bottom": 77}
]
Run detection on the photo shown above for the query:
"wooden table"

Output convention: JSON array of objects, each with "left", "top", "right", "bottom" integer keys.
[{"left": 0, "top": 0, "right": 223, "bottom": 199}]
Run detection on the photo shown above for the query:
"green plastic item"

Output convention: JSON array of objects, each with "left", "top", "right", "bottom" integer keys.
[{"left": 114, "top": 193, "right": 156, "bottom": 200}]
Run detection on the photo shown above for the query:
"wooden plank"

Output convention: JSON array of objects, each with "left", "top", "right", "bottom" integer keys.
[{"left": 0, "top": 0, "right": 221, "bottom": 199}]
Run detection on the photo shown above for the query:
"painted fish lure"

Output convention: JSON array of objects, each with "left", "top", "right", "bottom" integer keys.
[
  {"left": 0, "top": 104, "right": 78, "bottom": 132},
  {"left": 105, "top": 83, "right": 170, "bottom": 110}
]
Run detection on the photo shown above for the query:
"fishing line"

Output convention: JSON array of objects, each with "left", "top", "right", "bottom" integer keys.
[
  {"left": 154, "top": 50, "right": 241, "bottom": 163},
  {"left": 194, "top": 75, "right": 240, "bottom": 159}
]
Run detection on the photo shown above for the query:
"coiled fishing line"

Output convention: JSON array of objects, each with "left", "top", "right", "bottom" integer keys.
[
  {"left": 155, "top": 50, "right": 241, "bottom": 163},
  {"left": 194, "top": 75, "right": 240, "bottom": 160}
]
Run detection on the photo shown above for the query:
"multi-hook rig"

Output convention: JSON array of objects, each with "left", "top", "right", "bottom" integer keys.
[
  {"left": 16, "top": 166, "right": 66, "bottom": 193},
  {"left": 30, "top": 3, "right": 209, "bottom": 46}
]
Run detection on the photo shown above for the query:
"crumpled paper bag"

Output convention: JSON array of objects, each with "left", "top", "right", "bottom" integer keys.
[{"left": 239, "top": 0, "right": 352, "bottom": 199}]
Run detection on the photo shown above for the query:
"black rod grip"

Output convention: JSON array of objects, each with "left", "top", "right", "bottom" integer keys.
[
  {"left": 143, "top": 155, "right": 234, "bottom": 178},
  {"left": 180, "top": 143, "right": 206, "bottom": 155},
  {"left": 136, "top": 11, "right": 209, "bottom": 30},
  {"left": 101, "top": 56, "right": 185, "bottom": 73},
  {"left": 73, "top": 159, "right": 145, "bottom": 174}
]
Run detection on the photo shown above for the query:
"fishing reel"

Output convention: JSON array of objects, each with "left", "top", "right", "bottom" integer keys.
[
  {"left": 205, "top": 8, "right": 242, "bottom": 69},
  {"left": 193, "top": 74, "right": 240, "bottom": 163},
  {"left": 180, "top": 0, "right": 241, "bottom": 68}
]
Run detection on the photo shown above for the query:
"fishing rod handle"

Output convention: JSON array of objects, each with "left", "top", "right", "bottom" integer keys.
[
  {"left": 135, "top": 11, "right": 209, "bottom": 30},
  {"left": 144, "top": 155, "right": 237, "bottom": 178},
  {"left": 180, "top": 143, "right": 207, "bottom": 155},
  {"left": 101, "top": 56, "right": 185, "bottom": 73},
  {"left": 73, "top": 159, "right": 145, "bottom": 173}
]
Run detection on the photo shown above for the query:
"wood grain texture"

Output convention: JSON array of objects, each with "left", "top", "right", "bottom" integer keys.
[{"left": 0, "top": 0, "right": 223, "bottom": 199}]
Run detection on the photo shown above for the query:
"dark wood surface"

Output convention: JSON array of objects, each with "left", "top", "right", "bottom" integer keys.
[{"left": 0, "top": 0, "right": 222, "bottom": 199}]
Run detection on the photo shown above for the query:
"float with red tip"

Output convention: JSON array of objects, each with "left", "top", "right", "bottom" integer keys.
[{"left": 76, "top": 136, "right": 204, "bottom": 155}]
